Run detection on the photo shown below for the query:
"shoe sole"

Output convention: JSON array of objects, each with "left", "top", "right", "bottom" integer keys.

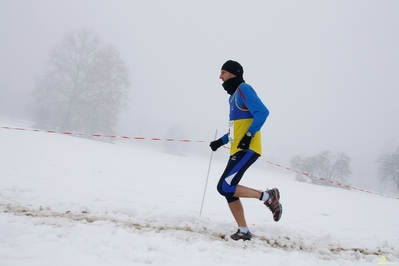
[
  {"left": 265, "top": 188, "right": 282, "bottom": 222},
  {"left": 274, "top": 188, "right": 280, "bottom": 199},
  {"left": 220, "top": 235, "right": 252, "bottom": 241},
  {"left": 274, "top": 203, "right": 282, "bottom": 222},
  {"left": 230, "top": 236, "right": 252, "bottom": 241},
  {"left": 274, "top": 189, "right": 282, "bottom": 222}
]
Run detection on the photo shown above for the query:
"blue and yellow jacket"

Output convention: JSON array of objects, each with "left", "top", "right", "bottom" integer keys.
[{"left": 220, "top": 83, "right": 269, "bottom": 156}]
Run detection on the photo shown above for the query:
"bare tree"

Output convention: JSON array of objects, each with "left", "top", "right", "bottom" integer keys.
[
  {"left": 290, "top": 154, "right": 318, "bottom": 182},
  {"left": 314, "top": 150, "right": 352, "bottom": 185},
  {"left": 377, "top": 146, "right": 399, "bottom": 192},
  {"left": 290, "top": 150, "right": 352, "bottom": 187},
  {"left": 30, "top": 28, "right": 130, "bottom": 135}
]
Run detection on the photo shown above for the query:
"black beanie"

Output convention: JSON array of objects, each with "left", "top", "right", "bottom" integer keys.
[{"left": 221, "top": 60, "right": 244, "bottom": 77}]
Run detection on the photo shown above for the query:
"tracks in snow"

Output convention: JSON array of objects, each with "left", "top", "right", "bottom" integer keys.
[{"left": 1, "top": 201, "right": 398, "bottom": 262}]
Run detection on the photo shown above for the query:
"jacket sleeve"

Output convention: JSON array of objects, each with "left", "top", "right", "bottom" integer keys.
[
  {"left": 220, "top": 133, "right": 229, "bottom": 145},
  {"left": 236, "top": 85, "right": 269, "bottom": 135}
]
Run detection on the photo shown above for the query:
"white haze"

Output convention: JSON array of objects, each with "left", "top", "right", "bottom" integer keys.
[{"left": 0, "top": 1, "right": 398, "bottom": 195}]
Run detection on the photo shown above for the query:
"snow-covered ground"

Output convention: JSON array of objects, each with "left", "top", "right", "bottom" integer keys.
[{"left": 1, "top": 125, "right": 398, "bottom": 266}]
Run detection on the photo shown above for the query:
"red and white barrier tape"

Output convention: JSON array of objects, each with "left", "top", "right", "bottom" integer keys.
[
  {"left": 0, "top": 126, "right": 207, "bottom": 143},
  {"left": 2, "top": 126, "right": 399, "bottom": 200},
  {"left": 261, "top": 159, "right": 399, "bottom": 199}
]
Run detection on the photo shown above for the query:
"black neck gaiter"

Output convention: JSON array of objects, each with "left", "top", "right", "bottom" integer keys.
[{"left": 222, "top": 76, "right": 245, "bottom": 95}]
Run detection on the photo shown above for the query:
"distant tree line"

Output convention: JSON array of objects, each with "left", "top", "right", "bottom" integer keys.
[
  {"left": 376, "top": 146, "right": 399, "bottom": 193},
  {"left": 290, "top": 150, "right": 352, "bottom": 188},
  {"left": 290, "top": 147, "right": 399, "bottom": 193}
]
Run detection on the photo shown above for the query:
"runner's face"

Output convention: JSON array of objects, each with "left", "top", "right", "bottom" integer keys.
[{"left": 219, "top": 70, "right": 236, "bottom": 82}]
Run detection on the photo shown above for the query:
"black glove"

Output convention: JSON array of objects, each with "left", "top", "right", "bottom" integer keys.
[
  {"left": 209, "top": 138, "right": 223, "bottom": 151},
  {"left": 237, "top": 133, "right": 252, "bottom": 150}
]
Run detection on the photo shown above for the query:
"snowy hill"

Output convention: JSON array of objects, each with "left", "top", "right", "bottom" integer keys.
[{"left": 1, "top": 127, "right": 398, "bottom": 266}]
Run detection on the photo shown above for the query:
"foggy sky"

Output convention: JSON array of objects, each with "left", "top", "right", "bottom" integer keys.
[{"left": 1, "top": 0, "right": 398, "bottom": 189}]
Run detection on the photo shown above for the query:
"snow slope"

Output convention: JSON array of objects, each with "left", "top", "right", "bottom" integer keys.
[{"left": 0, "top": 127, "right": 398, "bottom": 266}]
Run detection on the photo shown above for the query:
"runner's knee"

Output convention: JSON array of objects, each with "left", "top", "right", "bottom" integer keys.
[{"left": 217, "top": 180, "right": 238, "bottom": 203}]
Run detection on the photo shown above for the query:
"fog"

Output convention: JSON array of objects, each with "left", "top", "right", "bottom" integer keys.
[{"left": 1, "top": 1, "right": 398, "bottom": 192}]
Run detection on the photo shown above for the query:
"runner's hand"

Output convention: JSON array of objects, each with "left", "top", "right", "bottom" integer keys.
[
  {"left": 210, "top": 139, "right": 223, "bottom": 151},
  {"left": 237, "top": 133, "right": 252, "bottom": 150}
]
